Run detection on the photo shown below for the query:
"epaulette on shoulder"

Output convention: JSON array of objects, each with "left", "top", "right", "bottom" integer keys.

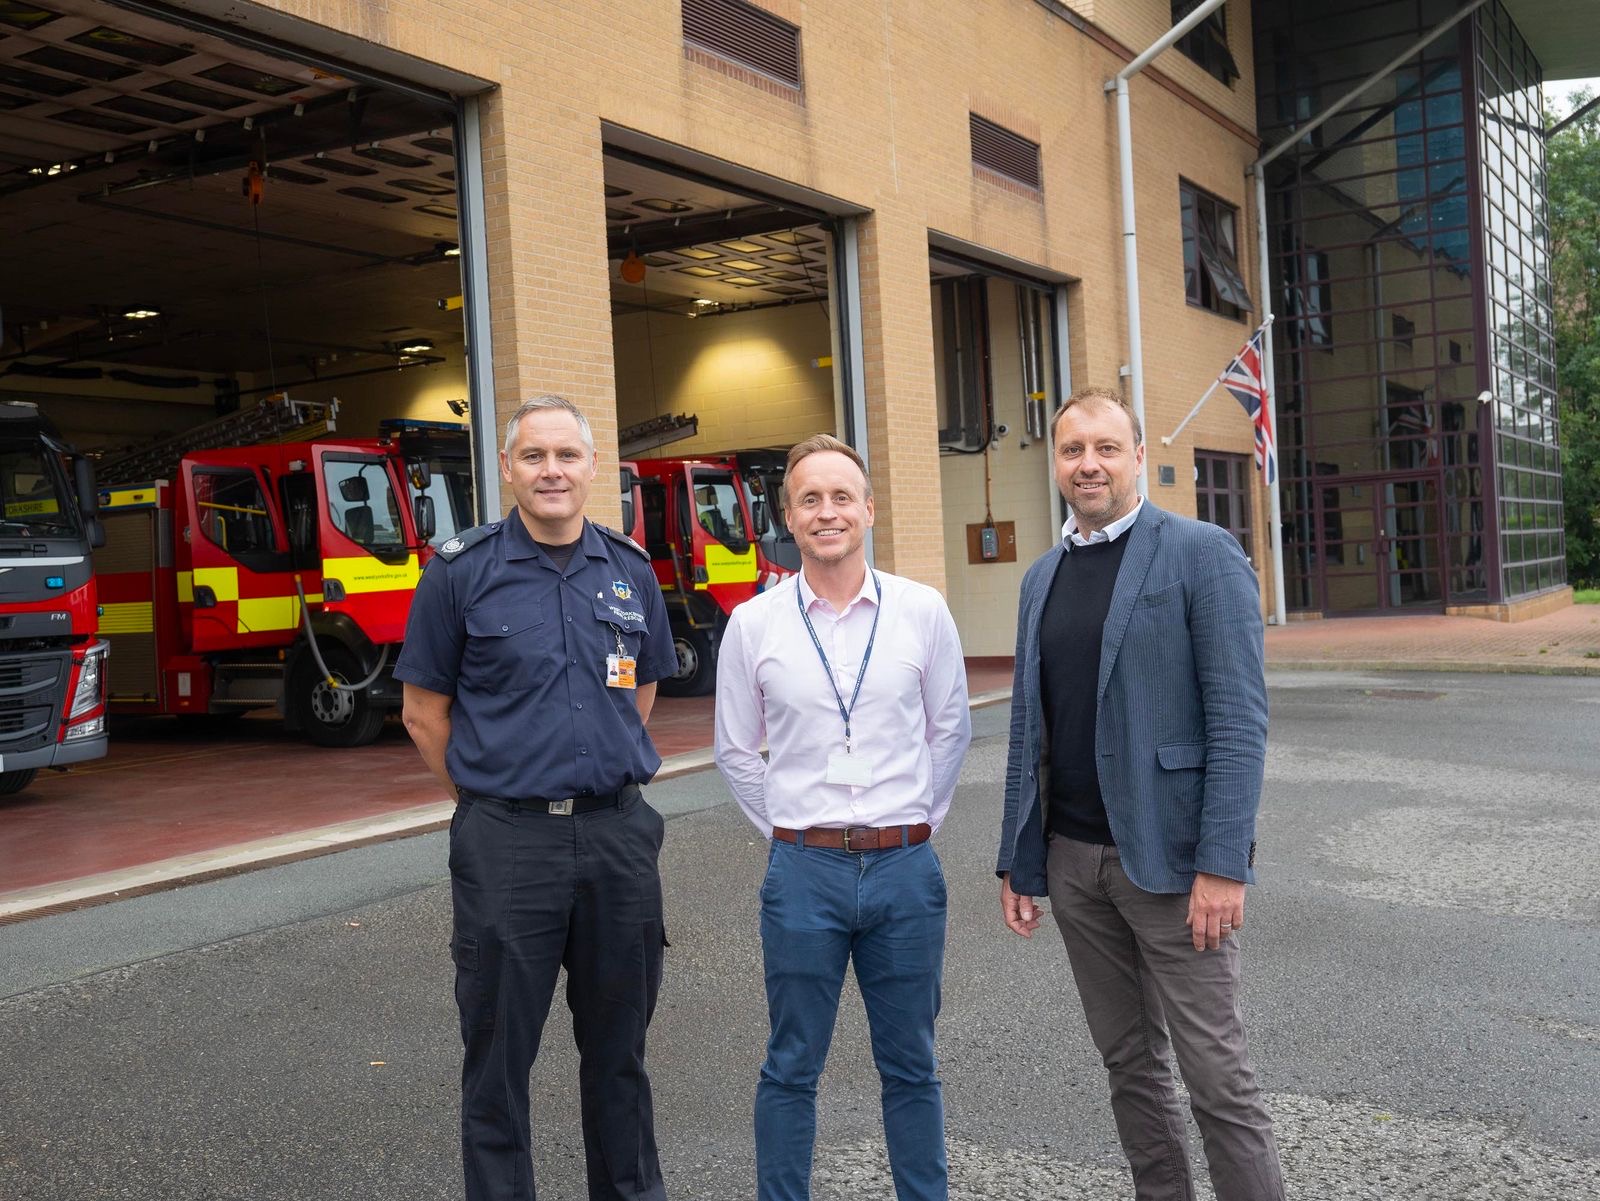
[
  {"left": 435, "top": 520, "right": 502, "bottom": 562},
  {"left": 593, "top": 522, "right": 650, "bottom": 560}
]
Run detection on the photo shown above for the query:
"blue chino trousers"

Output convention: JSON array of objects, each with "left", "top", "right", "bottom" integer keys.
[{"left": 754, "top": 835, "right": 949, "bottom": 1201}]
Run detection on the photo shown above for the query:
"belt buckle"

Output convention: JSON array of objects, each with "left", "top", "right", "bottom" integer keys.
[
  {"left": 841, "top": 826, "right": 871, "bottom": 852},
  {"left": 549, "top": 798, "right": 574, "bottom": 816}
]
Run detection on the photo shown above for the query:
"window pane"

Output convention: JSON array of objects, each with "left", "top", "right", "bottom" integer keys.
[{"left": 323, "top": 458, "right": 403, "bottom": 548}]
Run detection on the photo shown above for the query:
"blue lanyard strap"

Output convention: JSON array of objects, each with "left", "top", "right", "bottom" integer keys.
[{"left": 797, "top": 570, "right": 882, "bottom": 753}]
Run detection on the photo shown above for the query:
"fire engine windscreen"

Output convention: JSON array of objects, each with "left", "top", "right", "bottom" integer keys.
[
  {"left": 323, "top": 460, "right": 404, "bottom": 550},
  {"left": 743, "top": 467, "right": 800, "bottom": 573},
  {"left": 0, "top": 443, "right": 79, "bottom": 538},
  {"left": 693, "top": 478, "right": 750, "bottom": 553},
  {"left": 406, "top": 455, "right": 475, "bottom": 547}
]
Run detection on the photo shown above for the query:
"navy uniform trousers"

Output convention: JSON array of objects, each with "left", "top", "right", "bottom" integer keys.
[{"left": 449, "top": 787, "right": 668, "bottom": 1201}]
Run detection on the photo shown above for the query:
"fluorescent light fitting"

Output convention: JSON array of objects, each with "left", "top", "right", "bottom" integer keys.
[
  {"left": 122, "top": 307, "right": 161, "bottom": 320},
  {"left": 398, "top": 338, "right": 434, "bottom": 354}
]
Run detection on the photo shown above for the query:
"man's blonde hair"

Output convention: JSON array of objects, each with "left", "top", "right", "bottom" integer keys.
[
  {"left": 1050, "top": 385, "right": 1143, "bottom": 446},
  {"left": 784, "top": 433, "right": 873, "bottom": 501}
]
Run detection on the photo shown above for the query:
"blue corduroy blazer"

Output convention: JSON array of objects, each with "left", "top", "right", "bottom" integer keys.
[{"left": 997, "top": 501, "right": 1268, "bottom": 896}]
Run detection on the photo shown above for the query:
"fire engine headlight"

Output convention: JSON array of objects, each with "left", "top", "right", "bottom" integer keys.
[
  {"left": 69, "top": 642, "right": 108, "bottom": 720},
  {"left": 64, "top": 714, "right": 105, "bottom": 741}
]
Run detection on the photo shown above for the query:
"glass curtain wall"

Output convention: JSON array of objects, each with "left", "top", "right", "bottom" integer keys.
[
  {"left": 1475, "top": 2, "right": 1565, "bottom": 599},
  {"left": 1256, "top": 0, "right": 1480, "bottom": 613},
  {"left": 1254, "top": 0, "right": 1564, "bottom": 612}
]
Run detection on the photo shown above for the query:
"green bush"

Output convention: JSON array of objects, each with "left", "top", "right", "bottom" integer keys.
[{"left": 1550, "top": 93, "right": 1600, "bottom": 588}]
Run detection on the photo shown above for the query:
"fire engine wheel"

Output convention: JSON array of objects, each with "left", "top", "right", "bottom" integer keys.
[
  {"left": 294, "top": 647, "right": 388, "bottom": 749},
  {"left": 660, "top": 628, "right": 716, "bottom": 698},
  {"left": 0, "top": 768, "right": 37, "bottom": 795}
]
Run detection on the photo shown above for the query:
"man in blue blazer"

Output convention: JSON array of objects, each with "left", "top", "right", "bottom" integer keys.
[{"left": 997, "top": 387, "right": 1284, "bottom": 1201}]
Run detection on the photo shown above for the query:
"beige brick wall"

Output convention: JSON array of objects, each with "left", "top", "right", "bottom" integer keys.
[{"left": 243, "top": 0, "right": 1269, "bottom": 622}]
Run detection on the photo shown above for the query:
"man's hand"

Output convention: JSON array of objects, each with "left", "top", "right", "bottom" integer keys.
[
  {"left": 1186, "top": 871, "right": 1246, "bottom": 951},
  {"left": 1001, "top": 874, "right": 1042, "bottom": 939}
]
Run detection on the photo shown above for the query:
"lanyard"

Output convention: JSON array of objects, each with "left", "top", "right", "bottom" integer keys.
[{"left": 797, "top": 570, "right": 882, "bottom": 754}]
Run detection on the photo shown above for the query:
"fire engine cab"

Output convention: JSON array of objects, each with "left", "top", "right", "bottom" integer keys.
[
  {"left": 96, "top": 398, "right": 473, "bottom": 746},
  {"left": 628, "top": 454, "right": 798, "bottom": 696},
  {"left": 0, "top": 402, "right": 109, "bottom": 794}
]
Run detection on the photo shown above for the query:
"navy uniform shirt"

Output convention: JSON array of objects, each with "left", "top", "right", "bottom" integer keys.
[{"left": 394, "top": 513, "right": 676, "bottom": 799}]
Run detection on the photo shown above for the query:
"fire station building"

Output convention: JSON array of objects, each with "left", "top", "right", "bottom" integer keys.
[{"left": 2, "top": 0, "right": 1591, "bottom": 660}]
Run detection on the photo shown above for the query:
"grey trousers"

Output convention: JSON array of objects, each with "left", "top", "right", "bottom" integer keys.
[{"left": 1046, "top": 836, "right": 1284, "bottom": 1201}]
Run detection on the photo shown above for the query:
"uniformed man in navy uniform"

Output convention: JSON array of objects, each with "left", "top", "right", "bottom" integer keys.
[{"left": 396, "top": 394, "right": 676, "bottom": 1201}]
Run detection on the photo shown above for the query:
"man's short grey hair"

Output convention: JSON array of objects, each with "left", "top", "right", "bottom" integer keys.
[{"left": 502, "top": 395, "right": 595, "bottom": 456}]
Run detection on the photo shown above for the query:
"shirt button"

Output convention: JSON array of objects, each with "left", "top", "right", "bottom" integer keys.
[
  {"left": 575, "top": 702, "right": 583, "bottom": 710},
  {"left": 566, "top": 616, "right": 573, "bottom": 623},
  {"left": 501, "top": 624, "right": 509, "bottom": 632},
  {"left": 579, "top": 747, "right": 589, "bottom": 755}
]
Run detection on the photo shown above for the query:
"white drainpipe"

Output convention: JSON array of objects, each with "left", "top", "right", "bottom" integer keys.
[{"left": 1107, "top": 0, "right": 1229, "bottom": 496}]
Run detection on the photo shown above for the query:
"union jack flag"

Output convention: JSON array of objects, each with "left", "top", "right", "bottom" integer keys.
[{"left": 1223, "top": 324, "right": 1277, "bottom": 485}]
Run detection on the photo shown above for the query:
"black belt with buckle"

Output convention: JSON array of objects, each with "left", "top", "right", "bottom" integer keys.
[{"left": 458, "top": 785, "right": 637, "bottom": 816}]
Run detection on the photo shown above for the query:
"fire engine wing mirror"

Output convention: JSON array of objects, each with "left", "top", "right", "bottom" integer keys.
[
  {"left": 73, "top": 457, "right": 100, "bottom": 518},
  {"left": 409, "top": 460, "right": 432, "bottom": 490},
  {"left": 414, "top": 494, "right": 437, "bottom": 541},
  {"left": 619, "top": 468, "right": 637, "bottom": 533},
  {"left": 86, "top": 516, "right": 106, "bottom": 550},
  {"left": 339, "top": 476, "right": 370, "bottom": 503},
  {"left": 750, "top": 500, "right": 769, "bottom": 538}
]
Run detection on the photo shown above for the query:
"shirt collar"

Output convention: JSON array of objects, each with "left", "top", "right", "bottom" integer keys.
[
  {"left": 1062, "top": 497, "right": 1143, "bottom": 548},
  {"left": 796, "top": 564, "right": 878, "bottom": 615},
  {"left": 502, "top": 514, "right": 606, "bottom": 564}
]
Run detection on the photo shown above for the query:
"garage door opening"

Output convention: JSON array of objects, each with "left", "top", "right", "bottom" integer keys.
[
  {"left": 0, "top": 0, "right": 483, "bottom": 756},
  {"left": 602, "top": 148, "right": 855, "bottom": 695}
]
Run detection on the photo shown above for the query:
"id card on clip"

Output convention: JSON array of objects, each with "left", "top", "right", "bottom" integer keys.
[
  {"left": 606, "top": 654, "right": 637, "bottom": 689},
  {"left": 826, "top": 752, "right": 873, "bottom": 787}
]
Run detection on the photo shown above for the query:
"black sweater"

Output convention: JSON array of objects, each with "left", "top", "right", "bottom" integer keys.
[{"left": 1039, "top": 537, "right": 1128, "bottom": 845}]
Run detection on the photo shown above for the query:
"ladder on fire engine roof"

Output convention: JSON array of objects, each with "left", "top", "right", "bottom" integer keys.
[{"left": 96, "top": 395, "right": 339, "bottom": 486}]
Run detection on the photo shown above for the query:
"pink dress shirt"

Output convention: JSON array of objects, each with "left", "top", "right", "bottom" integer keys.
[{"left": 713, "top": 567, "right": 972, "bottom": 838}]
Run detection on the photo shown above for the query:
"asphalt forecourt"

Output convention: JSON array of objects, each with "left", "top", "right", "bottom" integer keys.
[{"left": 1, "top": 676, "right": 1596, "bottom": 1199}]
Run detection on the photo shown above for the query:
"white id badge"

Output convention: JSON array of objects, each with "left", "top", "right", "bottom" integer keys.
[
  {"left": 825, "top": 753, "right": 874, "bottom": 787},
  {"left": 605, "top": 653, "right": 637, "bottom": 689}
]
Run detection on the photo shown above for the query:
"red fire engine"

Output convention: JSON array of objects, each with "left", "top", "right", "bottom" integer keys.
[
  {"left": 95, "top": 398, "right": 473, "bottom": 746},
  {"left": 0, "top": 402, "right": 109, "bottom": 794},
  {"left": 627, "top": 453, "right": 798, "bottom": 695}
]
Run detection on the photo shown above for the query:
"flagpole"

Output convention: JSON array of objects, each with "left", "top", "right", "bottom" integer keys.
[
  {"left": 1159, "top": 375, "right": 1227, "bottom": 447},
  {"left": 1254, "top": 168, "right": 1288, "bottom": 626},
  {"left": 1158, "top": 321, "right": 1268, "bottom": 448}
]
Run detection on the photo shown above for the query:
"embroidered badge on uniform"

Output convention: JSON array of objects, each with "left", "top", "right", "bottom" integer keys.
[
  {"left": 611, "top": 580, "right": 632, "bottom": 600},
  {"left": 442, "top": 538, "right": 464, "bottom": 554}
]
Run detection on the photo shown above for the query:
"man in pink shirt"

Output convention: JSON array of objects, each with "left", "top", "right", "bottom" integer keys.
[{"left": 714, "top": 433, "right": 972, "bottom": 1201}]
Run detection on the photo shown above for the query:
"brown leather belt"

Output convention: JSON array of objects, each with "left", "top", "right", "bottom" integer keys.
[{"left": 772, "top": 823, "right": 932, "bottom": 853}]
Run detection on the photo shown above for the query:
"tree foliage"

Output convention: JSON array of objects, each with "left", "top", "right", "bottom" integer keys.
[{"left": 1548, "top": 91, "right": 1600, "bottom": 586}]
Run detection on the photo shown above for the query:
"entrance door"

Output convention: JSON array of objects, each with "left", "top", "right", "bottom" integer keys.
[{"left": 1318, "top": 474, "right": 1445, "bottom": 613}]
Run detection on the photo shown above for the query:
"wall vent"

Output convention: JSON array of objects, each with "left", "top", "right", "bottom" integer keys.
[
  {"left": 683, "top": 0, "right": 802, "bottom": 90},
  {"left": 970, "top": 114, "right": 1041, "bottom": 190}
]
